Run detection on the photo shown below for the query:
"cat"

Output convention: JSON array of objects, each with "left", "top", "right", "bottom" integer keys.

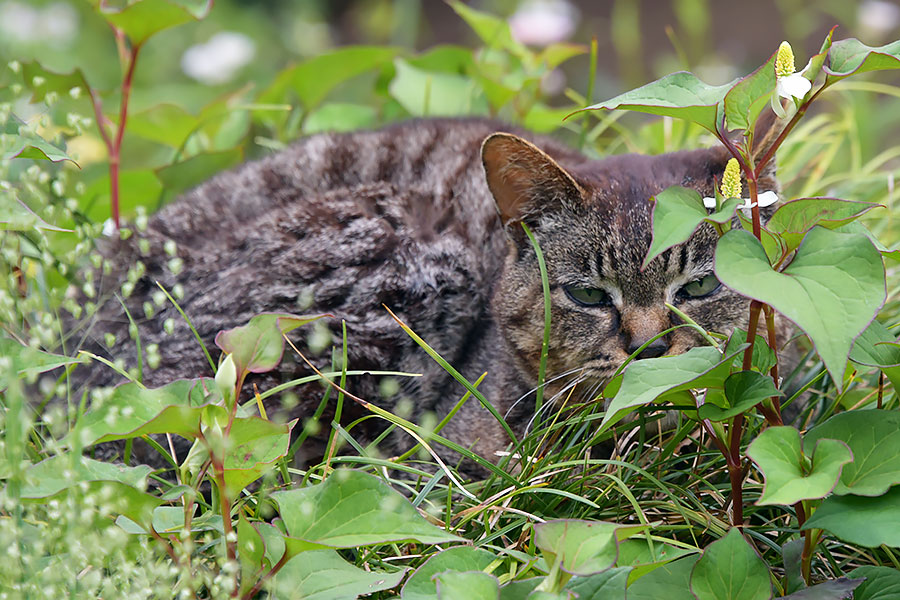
[{"left": 68, "top": 117, "right": 785, "bottom": 470}]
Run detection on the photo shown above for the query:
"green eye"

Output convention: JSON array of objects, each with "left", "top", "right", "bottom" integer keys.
[
  {"left": 565, "top": 286, "right": 611, "bottom": 306},
  {"left": 680, "top": 274, "right": 721, "bottom": 298}
]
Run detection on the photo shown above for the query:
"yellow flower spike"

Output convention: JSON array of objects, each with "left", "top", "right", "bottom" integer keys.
[
  {"left": 775, "top": 41, "right": 796, "bottom": 78},
  {"left": 720, "top": 158, "right": 742, "bottom": 199}
]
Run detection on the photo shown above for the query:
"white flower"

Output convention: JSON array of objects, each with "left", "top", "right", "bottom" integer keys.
[
  {"left": 509, "top": 0, "right": 578, "bottom": 46},
  {"left": 703, "top": 190, "right": 779, "bottom": 211},
  {"left": 777, "top": 71, "right": 812, "bottom": 101},
  {"left": 181, "top": 32, "right": 256, "bottom": 85}
]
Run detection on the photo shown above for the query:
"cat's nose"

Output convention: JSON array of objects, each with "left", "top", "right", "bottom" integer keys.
[{"left": 627, "top": 337, "right": 669, "bottom": 360}]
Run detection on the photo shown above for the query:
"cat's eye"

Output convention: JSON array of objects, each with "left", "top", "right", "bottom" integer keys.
[
  {"left": 565, "top": 286, "right": 611, "bottom": 307},
  {"left": 680, "top": 274, "right": 721, "bottom": 298}
]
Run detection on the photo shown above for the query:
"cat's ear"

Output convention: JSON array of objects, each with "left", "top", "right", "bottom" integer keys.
[{"left": 481, "top": 133, "right": 584, "bottom": 226}]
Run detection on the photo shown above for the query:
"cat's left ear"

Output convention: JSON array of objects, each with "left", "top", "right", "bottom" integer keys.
[{"left": 481, "top": 133, "right": 584, "bottom": 226}]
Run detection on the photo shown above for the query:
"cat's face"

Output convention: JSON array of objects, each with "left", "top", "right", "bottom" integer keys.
[{"left": 482, "top": 134, "right": 778, "bottom": 397}]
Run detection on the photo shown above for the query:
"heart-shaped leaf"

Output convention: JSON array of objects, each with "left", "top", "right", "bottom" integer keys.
[
  {"left": 714, "top": 227, "right": 885, "bottom": 388},
  {"left": 214, "top": 312, "right": 326, "bottom": 378},
  {"left": 747, "top": 426, "right": 852, "bottom": 506},
  {"left": 272, "top": 469, "right": 463, "bottom": 549},
  {"left": 690, "top": 528, "right": 772, "bottom": 600},
  {"left": 270, "top": 549, "right": 407, "bottom": 600},
  {"left": 600, "top": 345, "right": 741, "bottom": 433},
  {"left": 402, "top": 546, "right": 497, "bottom": 600},
  {"left": 627, "top": 556, "right": 699, "bottom": 600},
  {"left": 563, "top": 567, "right": 630, "bottom": 598},
  {"left": 435, "top": 571, "right": 500, "bottom": 600},
  {"left": 643, "top": 186, "right": 741, "bottom": 268},
  {"left": 848, "top": 566, "right": 900, "bottom": 600},
  {"left": 534, "top": 519, "right": 649, "bottom": 577},
  {"left": 766, "top": 198, "right": 880, "bottom": 252},
  {"left": 577, "top": 71, "right": 735, "bottom": 135},
  {"left": 824, "top": 38, "right": 900, "bottom": 83},
  {"left": 849, "top": 319, "right": 900, "bottom": 395},
  {"left": 803, "top": 410, "right": 900, "bottom": 496},
  {"left": 803, "top": 485, "right": 900, "bottom": 548},
  {"left": 93, "top": 0, "right": 212, "bottom": 46},
  {"left": 698, "top": 371, "right": 783, "bottom": 422},
  {"left": 724, "top": 49, "right": 776, "bottom": 132}
]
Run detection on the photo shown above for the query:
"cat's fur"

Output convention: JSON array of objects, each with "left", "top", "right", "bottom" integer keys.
[{"left": 70, "top": 118, "right": 785, "bottom": 468}]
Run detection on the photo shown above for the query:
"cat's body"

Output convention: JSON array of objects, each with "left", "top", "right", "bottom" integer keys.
[{"left": 71, "top": 118, "right": 778, "bottom": 468}]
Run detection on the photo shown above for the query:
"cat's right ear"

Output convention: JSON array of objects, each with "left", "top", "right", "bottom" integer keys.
[{"left": 481, "top": 133, "right": 584, "bottom": 226}]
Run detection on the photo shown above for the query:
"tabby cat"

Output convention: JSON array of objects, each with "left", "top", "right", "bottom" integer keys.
[{"left": 71, "top": 117, "right": 784, "bottom": 469}]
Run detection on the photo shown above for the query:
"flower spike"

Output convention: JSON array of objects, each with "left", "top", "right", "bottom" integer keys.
[
  {"left": 721, "top": 158, "right": 742, "bottom": 199},
  {"left": 776, "top": 41, "right": 796, "bottom": 77}
]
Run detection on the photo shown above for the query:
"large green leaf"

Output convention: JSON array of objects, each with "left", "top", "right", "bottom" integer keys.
[
  {"left": 215, "top": 313, "right": 325, "bottom": 378},
  {"left": 626, "top": 556, "right": 699, "bottom": 600},
  {"left": 0, "top": 192, "right": 72, "bottom": 232},
  {"left": 534, "top": 519, "right": 649, "bottom": 577},
  {"left": 93, "top": 0, "right": 212, "bottom": 46},
  {"left": 615, "top": 539, "right": 695, "bottom": 582},
  {"left": 600, "top": 345, "right": 740, "bottom": 433},
  {"left": 128, "top": 103, "right": 200, "bottom": 148},
  {"left": 563, "top": 567, "right": 630, "bottom": 599},
  {"left": 766, "top": 198, "right": 881, "bottom": 252},
  {"left": 849, "top": 319, "right": 900, "bottom": 394},
  {"left": 824, "top": 38, "right": 900, "bottom": 82},
  {"left": 435, "top": 571, "right": 500, "bottom": 600},
  {"left": 724, "top": 49, "right": 776, "bottom": 132},
  {"left": 690, "top": 528, "right": 773, "bottom": 600},
  {"left": 0, "top": 339, "right": 81, "bottom": 386},
  {"left": 155, "top": 148, "right": 243, "bottom": 195},
  {"left": 20, "top": 60, "right": 88, "bottom": 103},
  {"left": 402, "top": 546, "right": 497, "bottom": 600},
  {"left": 270, "top": 549, "right": 406, "bottom": 600},
  {"left": 272, "top": 470, "right": 463, "bottom": 548},
  {"left": 221, "top": 417, "right": 295, "bottom": 495},
  {"left": 803, "top": 485, "right": 900, "bottom": 548},
  {"left": 803, "top": 410, "right": 900, "bottom": 496},
  {"left": 578, "top": 72, "right": 735, "bottom": 135},
  {"left": 67, "top": 378, "right": 215, "bottom": 445},
  {"left": 644, "top": 186, "right": 741, "bottom": 268},
  {"left": 714, "top": 227, "right": 885, "bottom": 388},
  {"left": 848, "top": 566, "right": 900, "bottom": 600},
  {"left": 747, "top": 426, "right": 851, "bottom": 506},
  {"left": 389, "top": 58, "right": 490, "bottom": 117},
  {"left": 260, "top": 46, "right": 398, "bottom": 111}
]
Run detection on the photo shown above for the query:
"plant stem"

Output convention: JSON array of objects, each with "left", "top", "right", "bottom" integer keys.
[{"left": 764, "top": 306, "right": 784, "bottom": 423}]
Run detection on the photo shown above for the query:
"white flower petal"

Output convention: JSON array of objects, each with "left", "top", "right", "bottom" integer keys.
[
  {"left": 777, "top": 73, "right": 812, "bottom": 100},
  {"left": 757, "top": 191, "right": 779, "bottom": 207},
  {"left": 702, "top": 196, "right": 717, "bottom": 209}
]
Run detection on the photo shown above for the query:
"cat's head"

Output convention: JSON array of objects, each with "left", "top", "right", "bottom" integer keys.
[{"left": 481, "top": 130, "right": 781, "bottom": 393}]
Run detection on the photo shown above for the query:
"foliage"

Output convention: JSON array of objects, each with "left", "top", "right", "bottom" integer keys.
[{"left": 1, "top": 1, "right": 900, "bottom": 599}]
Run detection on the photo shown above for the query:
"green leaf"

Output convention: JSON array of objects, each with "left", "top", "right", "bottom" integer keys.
[
  {"left": 389, "top": 58, "right": 490, "bottom": 117},
  {"left": 67, "top": 378, "right": 215, "bottom": 446},
  {"left": 538, "top": 43, "right": 588, "bottom": 69},
  {"left": 690, "top": 528, "right": 773, "bottom": 600},
  {"left": 0, "top": 192, "right": 73, "bottom": 232},
  {"left": 0, "top": 339, "right": 82, "bottom": 385},
  {"left": 780, "top": 578, "right": 863, "bottom": 599},
  {"left": 802, "top": 485, "right": 900, "bottom": 547},
  {"left": 578, "top": 72, "right": 735, "bottom": 135},
  {"left": 20, "top": 60, "right": 89, "bottom": 103},
  {"left": 270, "top": 549, "right": 406, "bottom": 600},
  {"left": 615, "top": 539, "right": 695, "bottom": 581},
  {"left": 767, "top": 198, "right": 880, "bottom": 252},
  {"left": 260, "top": 46, "right": 399, "bottom": 111},
  {"left": 498, "top": 579, "right": 542, "bottom": 600},
  {"left": 302, "top": 103, "right": 378, "bottom": 135},
  {"left": 725, "top": 329, "right": 777, "bottom": 374},
  {"left": 643, "top": 186, "right": 741, "bottom": 268},
  {"left": 20, "top": 455, "right": 162, "bottom": 527},
  {"left": 238, "top": 515, "right": 266, "bottom": 596},
  {"left": 93, "top": 0, "right": 212, "bottom": 46},
  {"left": 724, "top": 49, "right": 776, "bottom": 132},
  {"left": 803, "top": 410, "right": 900, "bottom": 496},
  {"left": 128, "top": 103, "right": 200, "bottom": 147},
  {"left": 534, "top": 519, "right": 649, "bottom": 576},
  {"left": 698, "top": 371, "right": 783, "bottom": 422},
  {"left": 824, "top": 38, "right": 900, "bottom": 82},
  {"left": 447, "top": 1, "right": 527, "bottom": 57},
  {"left": 714, "top": 227, "right": 885, "bottom": 389},
  {"left": 626, "top": 555, "right": 699, "bottom": 600},
  {"left": 563, "top": 567, "right": 630, "bottom": 599},
  {"left": 746, "top": 426, "right": 851, "bottom": 506},
  {"left": 272, "top": 469, "right": 463, "bottom": 549},
  {"left": 435, "top": 571, "right": 500, "bottom": 600},
  {"left": 848, "top": 566, "right": 900, "bottom": 600},
  {"left": 2, "top": 115, "right": 77, "bottom": 164},
  {"left": 600, "top": 345, "right": 740, "bottom": 433},
  {"left": 156, "top": 148, "right": 243, "bottom": 196},
  {"left": 214, "top": 313, "right": 325, "bottom": 378},
  {"left": 221, "top": 417, "right": 295, "bottom": 495},
  {"left": 849, "top": 319, "right": 900, "bottom": 394},
  {"left": 402, "top": 546, "right": 497, "bottom": 600}
]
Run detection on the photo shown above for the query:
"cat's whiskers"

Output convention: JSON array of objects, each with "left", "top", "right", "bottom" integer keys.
[
  {"left": 522, "top": 372, "right": 589, "bottom": 436},
  {"left": 503, "top": 366, "right": 585, "bottom": 420}
]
